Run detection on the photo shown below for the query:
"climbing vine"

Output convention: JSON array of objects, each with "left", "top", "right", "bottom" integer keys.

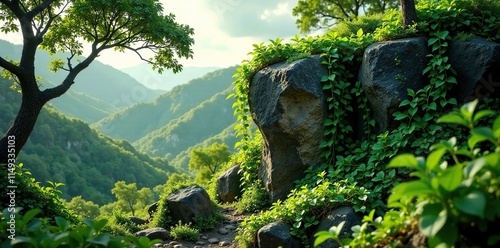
[{"left": 229, "top": 0, "right": 500, "bottom": 246}]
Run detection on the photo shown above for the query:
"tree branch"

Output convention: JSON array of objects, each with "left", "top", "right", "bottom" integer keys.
[{"left": 0, "top": 56, "right": 22, "bottom": 76}]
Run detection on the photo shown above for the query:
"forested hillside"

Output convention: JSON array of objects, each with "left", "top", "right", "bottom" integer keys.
[
  {"left": 0, "top": 77, "right": 176, "bottom": 205},
  {"left": 134, "top": 88, "right": 237, "bottom": 168},
  {"left": 0, "top": 39, "right": 164, "bottom": 123},
  {"left": 93, "top": 66, "right": 237, "bottom": 142}
]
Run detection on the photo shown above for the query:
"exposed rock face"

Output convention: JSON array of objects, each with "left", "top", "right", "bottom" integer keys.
[
  {"left": 448, "top": 37, "right": 500, "bottom": 102},
  {"left": 217, "top": 164, "right": 242, "bottom": 203},
  {"left": 257, "top": 221, "right": 303, "bottom": 248},
  {"left": 359, "top": 37, "right": 429, "bottom": 132},
  {"left": 312, "top": 206, "right": 363, "bottom": 248},
  {"left": 134, "top": 227, "right": 169, "bottom": 240},
  {"left": 148, "top": 201, "right": 159, "bottom": 218},
  {"left": 167, "top": 185, "right": 213, "bottom": 224},
  {"left": 249, "top": 55, "right": 328, "bottom": 202},
  {"left": 129, "top": 216, "right": 147, "bottom": 225}
]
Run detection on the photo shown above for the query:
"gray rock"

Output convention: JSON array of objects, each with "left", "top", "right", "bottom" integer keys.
[
  {"left": 134, "top": 227, "right": 169, "bottom": 240},
  {"left": 217, "top": 164, "right": 243, "bottom": 203},
  {"left": 167, "top": 185, "right": 213, "bottom": 224},
  {"left": 312, "top": 206, "right": 363, "bottom": 248},
  {"left": 257, "top": 221, "right": 303, "bottom": 248},
  {"left": 195, "top": 240, "right": 207, "bottom": 245},
  {"left": 219, "top": 241, "right": 232, "bottom": 246},
  {"left": 218, "top": 227, "right": 229, "bottom": 235},
  {"left": 148, "top": 201, "right": 159, "bottom": 218},
  {"left": 250, "top": 55, "right": 328, "bottom": 202},
  {"left": 448, "top": 37, "right": 500, "bottom": 102},
  {"left": 359, "top": 37, "right": 428, "bottom": 132},
  {"left": 129, "top": 216, "right": 147, "bottom": 225},
  {"left": 208, "top": 238, "right": 220, "bottom": 244}
]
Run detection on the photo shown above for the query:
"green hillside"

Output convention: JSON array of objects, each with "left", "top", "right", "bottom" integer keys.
[
  {"left": 93, "top": 66, "right": 237, "bottom": 142},
  {"left": 0, "top": 78, "right": 175, "bottom": 205},
  {"left": 0, "top": 39, "right": 164, "bottom": 123},
  {"left": 133, "top": 87, "right": 237, "bottom": 168}
]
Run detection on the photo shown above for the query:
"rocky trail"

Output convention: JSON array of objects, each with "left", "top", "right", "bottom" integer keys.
[{"left": 152, "top": 207, "right": 248, "bottom": 248}]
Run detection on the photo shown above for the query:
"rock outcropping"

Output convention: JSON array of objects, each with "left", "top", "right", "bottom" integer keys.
[
  {"left": 249, "top": 55, "right": 328, "bottom": 202},
  {"left": 249, "top": 37, "right": 500, "bottom": 203}
]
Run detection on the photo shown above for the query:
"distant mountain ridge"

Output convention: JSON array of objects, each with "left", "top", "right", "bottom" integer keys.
[{"left": 122, "top": 63, "right": 220, "bottom": 91}]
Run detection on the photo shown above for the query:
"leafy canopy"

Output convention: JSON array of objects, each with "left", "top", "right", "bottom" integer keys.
[
  {"left": 292, "top": 0, "right": 399, "bottom": 33},
  {"left": 188, "top": 142, "right": 230, "bottom": 184}
]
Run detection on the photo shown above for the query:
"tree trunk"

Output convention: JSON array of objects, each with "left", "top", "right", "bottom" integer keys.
[
  {"left": 0, "top": 90, "right": 44, "bottom": 164},
  {"left": 400, "top": 0, "right": 417, "bottom": 29}
]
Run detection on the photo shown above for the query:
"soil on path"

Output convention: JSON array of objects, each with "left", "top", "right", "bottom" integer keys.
[{"left": 154, "top": 206, "right": 251, "bottom": 248}]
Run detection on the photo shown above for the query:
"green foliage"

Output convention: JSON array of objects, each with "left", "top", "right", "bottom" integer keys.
[
  {"left": 235, "top": 180, "right": 269, "bottom": 214},
  {"left": 229, "top": 0, "right": 500, "bottom": 247},
  {"left": 292, "top": 0, "right": 399, "bottom": 33},
  {"left": 327, "top": 13, "right": 384, "bottom": 38},
  {"left": 0, "top": 163, "right": 78, "bottom": 224},
  {"left": 236, "top": 179, "right": 370, "bottom": 247},
  {"left": 0, "top": 209, "right": 160, "bottom": 248},
  {"left": 169, "top": 221, "right": 199, "bottom": 242},
  {"left": 188, "top": 142, "right": 231, "bottom": 185},
  {"left": 387, "top": 100, "right": 500, "bottom": 247},
  {"left": 66, "top": 196, "right": 100, "bottom": 219},
  {"left": 110, "top": 181, "right": 152, "bottom": 217},
  {"left": 192, "top": 211, "right": 225, "bottom": 232}
]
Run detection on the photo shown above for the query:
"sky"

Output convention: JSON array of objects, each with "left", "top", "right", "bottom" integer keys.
[
  {"left": 98, "top": 0, "right": 303, "bottom": 69},
  {"left": 1, "top": 0, "right": 303, "bottom": 69}
]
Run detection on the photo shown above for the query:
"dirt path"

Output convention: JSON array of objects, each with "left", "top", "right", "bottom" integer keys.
[{"left": 154, "top": 207, "right": 250, "bottom": 248}]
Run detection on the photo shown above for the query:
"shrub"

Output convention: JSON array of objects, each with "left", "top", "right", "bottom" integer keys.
[{"left": 169, "top": 221, "right": 199, "bottom": 241}]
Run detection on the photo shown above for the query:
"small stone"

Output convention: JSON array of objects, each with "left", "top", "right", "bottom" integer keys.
[
  {"left": 208, "top": 238, "right": 220, "bottom": 244},
  {"left": 223, "top": 224, "right": 236, "bottom": 230},
  {"left": 218, "top": 228, "right": 229, "bottom": 235},
  {"left": 200, "top": 235, "right": 208, "bottom": 240},
  {"left": 168, "top": 241, "right": 179, "bottom": 246},
  {"left": 173, "top": 245, "right": 184, "bottom": 248},
  {"left": 196, "top": 240, "right": 207, "bottom": 245},
  {"left": 219, "top": 241, "right": 231, "bottom": 246}
]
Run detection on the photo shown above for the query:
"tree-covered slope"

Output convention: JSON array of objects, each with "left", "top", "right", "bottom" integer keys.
[
  {"left": 133, "top": 87, "right": 237, "bottom": 168},
  {"left": 0, "top": 39, "right": 164, "bottom": 123},
  {"left": 92, "top": 66, "right": 237, "bottom": 142},
  {"left": 0, "top": 78, "right": 175, "bottom": 205}
]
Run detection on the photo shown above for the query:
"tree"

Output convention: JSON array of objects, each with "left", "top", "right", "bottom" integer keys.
[
  {"left": 0, "top": 0, "right": 194, "bottom": 164},
  {"left": 66, "top": 195, "right": 100, "bottom": 219},
  {"left": 400, "top": 0, "right": 417, "bottom": 29},
  {"left": 111, "top": 181, "right": 152, "bottom": 216},
  {"left": 188, "top": 143, "right": 230, "bottom": 184},
  {"left": 293, "top": 0, "right": 399, "bottom": 33}
]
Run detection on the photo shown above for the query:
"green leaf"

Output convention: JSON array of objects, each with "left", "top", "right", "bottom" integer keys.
[
  {"left": 87, "top": 233, "right": 111, "bottom": 246},
  {"left": 420, "top": 203, "right": 447, "bottom": 237},
  {"left": 388, "top": 181, "right": 433, "bottom": 205},
  {"left": 460, "top": 99, "right": 478, "bottom": 122},
  {"left": 439, "top": 164, "right": 463, "bottom": 192},
  {"left": 472, "top": 127, "right": 495, "bottom": 141},
  {"left": 473, "top": 110, "right": 495, "bottom": 123},
  {"left": 426, "top": 148, "right": 446, "bottom": 172},
  {"left": 468, "top": 134, "right": 488, "bottom": 150},
  {"left": 493, "top": 116, "right": 500, "bottom": 139},
  {"left": 356, "top": 28, "right": 364, "bottom": 37},
  {"left": 437, "top": 113, "right": 468, "bottom": 127},
  {"left": 464, "top": 158, "right": 485, "bottom": 179},
  {"left": 387, "top": 154, "right": 418, "bottom": 170},
  {"left": 453, "top": 190, "right": 486, "bottom": 217}
]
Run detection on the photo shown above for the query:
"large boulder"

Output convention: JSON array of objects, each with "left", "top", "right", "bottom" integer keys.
[
  {"left": 167, "top": 185, "right": 213, "bottom": 224},
  {"left": 448, "top": 37, "right": 500, "bottom": 102},
  {"left": 257, "top": 221, "right": 303, "bottom": 248},
  {"left": 359, "top": 37, "right": 428, "bottom": 132},
  {"left": 312, "top": 206, "right": 363, "bottom": 248},
  {"left": 217, "top": 164, "right": 243, "bottom": 203},
  {"left": 249, "top": 55, "right": 328, "bottom": 202}
]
